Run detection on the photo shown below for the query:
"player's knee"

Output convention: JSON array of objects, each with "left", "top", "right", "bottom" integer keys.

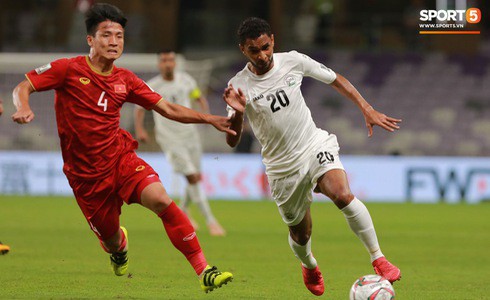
[
  {"left": 186, "top": 173, "right": 201, "bottom": 184},
  {"left": 145, "top": 193, "right": 172, "bottom": 215},
  {"left": 330, "top": 189, "right": 354, "bottom": 207}
]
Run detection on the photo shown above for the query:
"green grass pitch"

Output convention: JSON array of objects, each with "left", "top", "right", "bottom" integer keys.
[{"left": 1, "top": 195, "right": 489, "bottom": 299}]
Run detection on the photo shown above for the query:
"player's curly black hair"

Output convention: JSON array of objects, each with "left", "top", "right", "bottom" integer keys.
[
  {"left": 85, "top": 3, "right": 127, "bottom": 35},
  {"left": 237, "top": 17, "right": 272, "bottom": 45}
]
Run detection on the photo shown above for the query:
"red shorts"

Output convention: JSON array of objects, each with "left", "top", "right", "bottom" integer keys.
[{"left": 68, "top": 151, "right": 161, "bottom": 240}]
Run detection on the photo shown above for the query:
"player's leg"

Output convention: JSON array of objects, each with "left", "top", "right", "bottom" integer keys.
[
  {"left": 139, "top": 181, "right": 232, "bottom": 291},
  {"left": 289, "top": 208, "right": 324, "bottom": 296},
  {"left": 121, "top": 151, "right": 232, "bottom": 291},
  {"left": 69, "top": 176, "right": 129, "bottom": 276},
  {"left": 185, "top": 173, "right": 225, "bottom": 236},
  {"left": 288, "top": 208, "right": 316, "bottom": 268},
  {"left": 181, "top": 186, "right": 199, "bottom": 230},
  {"left": 173, "top": 144, "right": 225, "bottom": 236},
  {"left": 316, "top": 170, "right": 401, "bottom": 282},
  {"left": 271, "top": 171, "right": 324, "bottom": 296},
  {"left": 138, "top": 181, "right": 207, "bottom": 272},
  {"left": 166, "top": 149, "right": 199, "bottom": 230}
]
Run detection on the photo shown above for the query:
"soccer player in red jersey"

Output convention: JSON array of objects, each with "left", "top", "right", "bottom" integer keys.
[{"left": 11, "top": 3, "right": 232, "bottom": 293}]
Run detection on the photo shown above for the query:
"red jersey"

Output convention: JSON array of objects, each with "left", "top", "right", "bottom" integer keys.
[{"left": 26, "top": 56, "right": 162, "bottom": 180}]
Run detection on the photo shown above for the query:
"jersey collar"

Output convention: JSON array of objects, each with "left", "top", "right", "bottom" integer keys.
[{"left": 85, "top": 56, "right": 114, "bottom": 76}]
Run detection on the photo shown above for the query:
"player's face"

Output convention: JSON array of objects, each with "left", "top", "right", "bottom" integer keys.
[
  {"left": 240, "top": 34, "right": 274, "bottom": 75},
  {"left": 158, "top": 52, "right": 176, "bottom": 78},
  {"left": 87, "top": 20, "right": 124, "bottom": 61}
]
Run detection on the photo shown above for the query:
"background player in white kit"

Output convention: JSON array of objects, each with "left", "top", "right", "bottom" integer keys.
[
  {"left": 135, "top": 50, "right": 225, "bottom": 236},
  {"left": 223, "top": 17, "right": 402, "bottom": 296}
]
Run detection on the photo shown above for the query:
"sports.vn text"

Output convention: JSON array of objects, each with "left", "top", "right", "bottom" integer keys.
[{"left": 419, "top": 23, "right": 465, "bottom": 29}]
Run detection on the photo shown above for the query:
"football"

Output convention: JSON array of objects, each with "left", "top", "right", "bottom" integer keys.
[{"left": 349, "top": 274, "right": 395, "bottom": 300}]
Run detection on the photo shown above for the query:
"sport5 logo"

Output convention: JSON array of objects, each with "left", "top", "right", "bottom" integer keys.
[{"left": 420, "top": 8, "right": 481, "bottom": 23}]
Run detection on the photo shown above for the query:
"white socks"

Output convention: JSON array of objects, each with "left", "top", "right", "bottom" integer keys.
[
  {"left": 288, "top": 234, "right": 318, "bottom": 269},
  {"left": 185, "top": 183, "right": 216, "bottom": 224},
  {"left": 341, "top": 198, "right": 384, "bottom": 262}
]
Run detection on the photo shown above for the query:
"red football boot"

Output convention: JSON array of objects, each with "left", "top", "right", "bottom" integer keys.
[
  {"left": 301, "top": 265, "right": 325, "bottom": 296},
  {"left": 372, "top": 257, "right": 401, "bottom": 283}
]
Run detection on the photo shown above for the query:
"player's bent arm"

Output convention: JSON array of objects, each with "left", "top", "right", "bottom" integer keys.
[
  {"left": 330, "top": 73, "right": 401, "bottom": 136},
  {"left": 12, "top": 79, "right": 36, "bottom": 124},
  {"left": 330, "top": 73, "right": 373, "bottom": 113},
  {"left": 226, "top": 111, "right": 244, "bottom": 147},
  {"left": 153, "top": 99, "right": 236, "bottom": 135}
]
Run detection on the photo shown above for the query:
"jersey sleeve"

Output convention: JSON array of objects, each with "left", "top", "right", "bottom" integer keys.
[
  {"left": 25, "top": 58, "right": 70, "bottom": 91},
  {"left": 127, "top": 73, "right": 163, "bottom": 109},
  {"left": 295, "top": 51, "right": 337, "bottom": 84}
]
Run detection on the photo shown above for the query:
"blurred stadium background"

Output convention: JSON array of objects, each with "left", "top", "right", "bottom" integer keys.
[
  {"left": 0, "top": 0, "right": 489, "bottom": 200},
  {"left": 1, "top": 1, "right": 490, "bottom": 299}
]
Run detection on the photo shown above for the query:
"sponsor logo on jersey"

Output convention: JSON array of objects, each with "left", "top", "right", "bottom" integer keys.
[
  {"left": 114, "top": 84, "right": 126, "bottom": 93},
  {"left": 183, "top": 232, "right": 196, "bottom": 241},
  {"left": 285, "top": 75, "right": 297, "bottom": 87},
  {"left": 35, "top": 63, "right": 52, "bottom": 75},
  {"left": 252, "top": 94, "right": 264, "bottom": 102},
  {"left": 135, "top": 165, "right": 145, "bottom": 171},
  {"left": 79, "top": 77, "right": 90, "bottom": 85}
]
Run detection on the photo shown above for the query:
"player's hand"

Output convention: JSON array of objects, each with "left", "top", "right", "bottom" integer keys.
[
  {"left": 136, "top": 128, "right": 150, "bottom": 143},
  {"left": 223, "top": 85, "right": 246, "bottom": 113},
  {"left": 206, "top": 114, "right": 237, "bottom": 136},
  {"left": 363, "top": 107, "right": 401, "bottom": 137},
  {"left": 0, "top": 103, "right": 4, "bottom": 116},
  {"left": 12, "top": 107, "right": 35, "bottom": 124}
]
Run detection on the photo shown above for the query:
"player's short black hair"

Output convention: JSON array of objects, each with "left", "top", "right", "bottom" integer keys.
[
  {"left": 85, "top": 3, "right": 127, "bottom": 36},
  {"left": 237, "top": 17, "right": 272, "bottom": 45}
]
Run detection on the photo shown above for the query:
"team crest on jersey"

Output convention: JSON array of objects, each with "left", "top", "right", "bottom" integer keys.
[
  {"left": 35, "top": 63, "right": 52, "bottom": 75},
  {"left": 285, "top": 75, "right": 297, "bottom": 87},
  {"left": 114, "top": 84, "right": 126, "bottom": 93},
  {"left": 79, "top": 77, "right": 90, "bottom": 85},
  {"left": 135, "top": 165, "right": 145, "bottom": 171}
]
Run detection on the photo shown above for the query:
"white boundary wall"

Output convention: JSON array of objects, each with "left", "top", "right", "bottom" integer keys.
[{"left": 0, "top": 151, "right": 489, "bottom": 203}]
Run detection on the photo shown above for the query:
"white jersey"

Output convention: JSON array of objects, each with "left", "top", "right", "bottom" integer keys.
[
  {"left": 147, "top": 71, "right": 201, "bottom": 149},
  {"left": 228, "top": 51, "right": 337, "bottom": 178}
]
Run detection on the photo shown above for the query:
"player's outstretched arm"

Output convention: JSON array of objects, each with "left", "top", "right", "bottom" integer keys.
[
  {"left": 133, "top": 105, "right": 150, "bottom": 143},
  {"left": 223, "top": 85, "right": 246, "bottom": 147},
  {"left": 0, "top": 99, "right": 4, "bottom": 116},
  {"left": 153, "top": 99, "right": 236, "bottom": 136},
  {"left": 12, "top": 80, "right": 36, "bottom": 124},
  {"left": 330, "top": 73, "right": 401, "bottom": 137}
]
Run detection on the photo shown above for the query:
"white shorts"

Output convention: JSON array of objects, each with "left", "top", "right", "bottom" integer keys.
[
  {"left": 164, "top": 143, "right": 202, "bottom": 176},
  {"left": 269, "top": 132, "right": 344, "bottom": 226}
]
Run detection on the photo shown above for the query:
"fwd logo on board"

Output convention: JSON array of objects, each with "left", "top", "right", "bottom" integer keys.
[{"left": 418, "top": 7, "right": 481, "bottom": 35}]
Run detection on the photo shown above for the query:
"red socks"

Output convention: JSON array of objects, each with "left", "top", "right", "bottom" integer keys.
[
  {"left": 158, "top": 201, "right": 207, "bottom": 275},
  {"left": 99, "top": 227, "right": 127, "bottom": 253}
]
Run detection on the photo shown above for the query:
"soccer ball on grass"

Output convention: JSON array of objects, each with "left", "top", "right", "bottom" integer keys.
[{"left": 349, "top": 274, "right": 395, "bottom": 299}]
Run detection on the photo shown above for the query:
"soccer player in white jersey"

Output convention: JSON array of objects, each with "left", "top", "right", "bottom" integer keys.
[
  {"left": 223, "top": 17, "right": 402, "bottom": 296},
  {"left": 135, "top": 50, "right": 226, "bottom": 236}
]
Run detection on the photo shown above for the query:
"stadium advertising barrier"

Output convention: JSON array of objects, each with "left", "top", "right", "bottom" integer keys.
[{"left": 0, "top": 151, "right": 489, "bottom": 203}]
